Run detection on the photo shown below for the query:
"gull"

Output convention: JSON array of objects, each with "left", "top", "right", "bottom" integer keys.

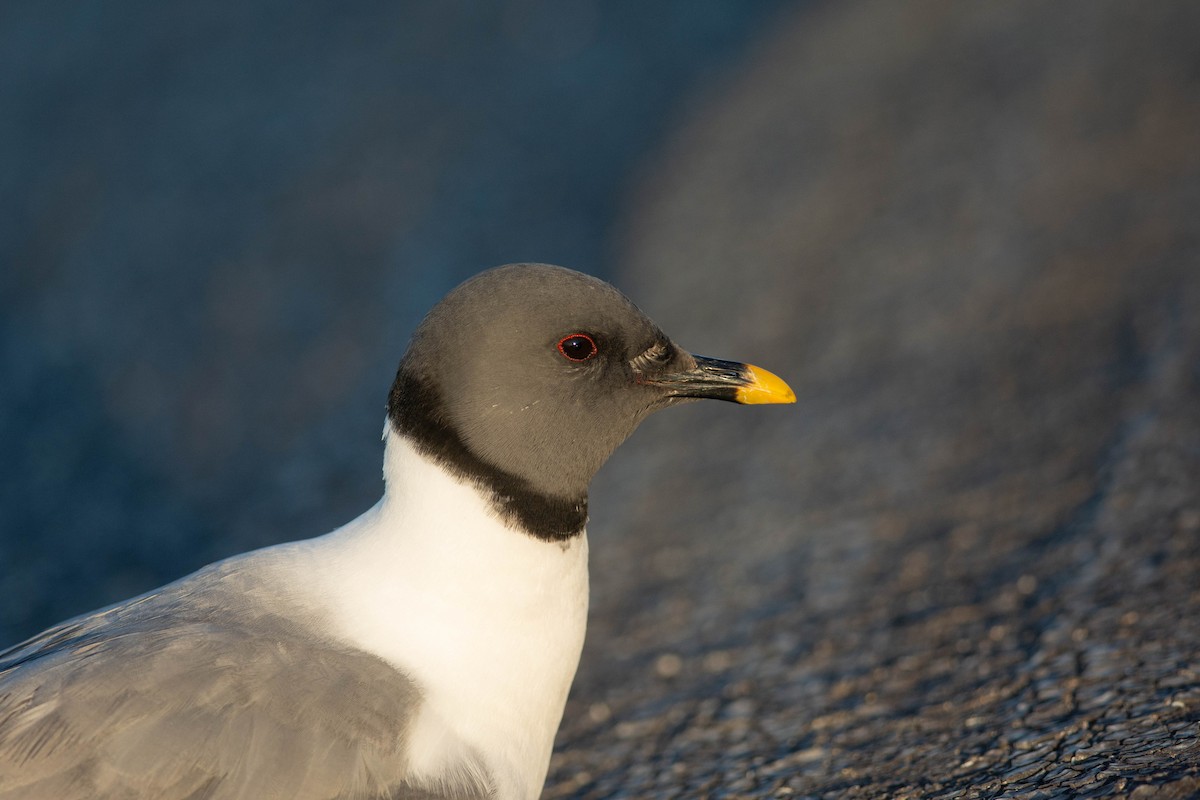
[{"left": 0, "top": 263, "right": 794, "bottom": 800}]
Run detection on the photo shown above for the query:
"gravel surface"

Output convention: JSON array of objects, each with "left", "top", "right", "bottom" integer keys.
[{"left": 545, "top": 2, "right": 1200, "bottom": 797}]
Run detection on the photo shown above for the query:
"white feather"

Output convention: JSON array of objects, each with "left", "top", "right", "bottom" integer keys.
[{"left": 278, "top": 428, "right": 589, "bottom": 800}]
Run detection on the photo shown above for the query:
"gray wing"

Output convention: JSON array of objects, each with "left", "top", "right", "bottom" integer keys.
[{"left": 0, "top": 562, "right": 493, "bottom": 800}]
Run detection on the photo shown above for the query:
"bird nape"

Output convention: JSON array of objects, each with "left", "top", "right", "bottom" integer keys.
[{"left": 0, "top": 263, "right": 794, "bottom": 800}]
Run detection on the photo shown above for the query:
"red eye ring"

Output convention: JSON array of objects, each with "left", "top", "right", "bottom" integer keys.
[{"left": 557, "top": 333, "right": 598, "bottom": 362}]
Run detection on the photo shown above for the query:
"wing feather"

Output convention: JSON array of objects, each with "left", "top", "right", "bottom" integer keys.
[{"left": 0, "top": 561, "right": 492, "bottom": 800}]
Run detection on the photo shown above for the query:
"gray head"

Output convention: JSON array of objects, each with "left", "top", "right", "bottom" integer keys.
[{"left": 388, "top": 263, "right": 794, "bottom": 540}]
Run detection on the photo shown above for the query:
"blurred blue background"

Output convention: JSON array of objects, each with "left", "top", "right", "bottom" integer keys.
[{"left": 0, "top": 0, "right": 791, "bottom": 642}]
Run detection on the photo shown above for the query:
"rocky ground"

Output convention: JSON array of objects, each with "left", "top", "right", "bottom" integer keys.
[{"left": 545, "top": 2, "right": 1200, "bottom": 797}]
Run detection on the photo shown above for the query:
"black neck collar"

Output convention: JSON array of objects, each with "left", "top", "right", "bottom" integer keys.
[{"left": 387, "top": 367, "right": 587, "bottom": 543}]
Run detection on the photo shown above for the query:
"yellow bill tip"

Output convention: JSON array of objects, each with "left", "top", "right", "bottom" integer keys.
[{"left": 735, "top": 363, "right": 797, "bottom": 405}]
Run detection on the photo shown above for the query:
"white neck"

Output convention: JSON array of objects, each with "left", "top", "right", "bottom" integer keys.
[{"left": 299, "top": 428, "right": 589, "bottom": 800}]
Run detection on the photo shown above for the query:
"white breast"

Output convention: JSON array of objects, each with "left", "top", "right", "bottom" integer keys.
[{"left": 293, "top": 431, "right": 590, "bottom": 800}]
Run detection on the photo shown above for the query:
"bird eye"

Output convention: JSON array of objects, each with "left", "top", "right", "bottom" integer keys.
[{"left": 557, "top": 333, "right": 598, "bottom": 362}]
